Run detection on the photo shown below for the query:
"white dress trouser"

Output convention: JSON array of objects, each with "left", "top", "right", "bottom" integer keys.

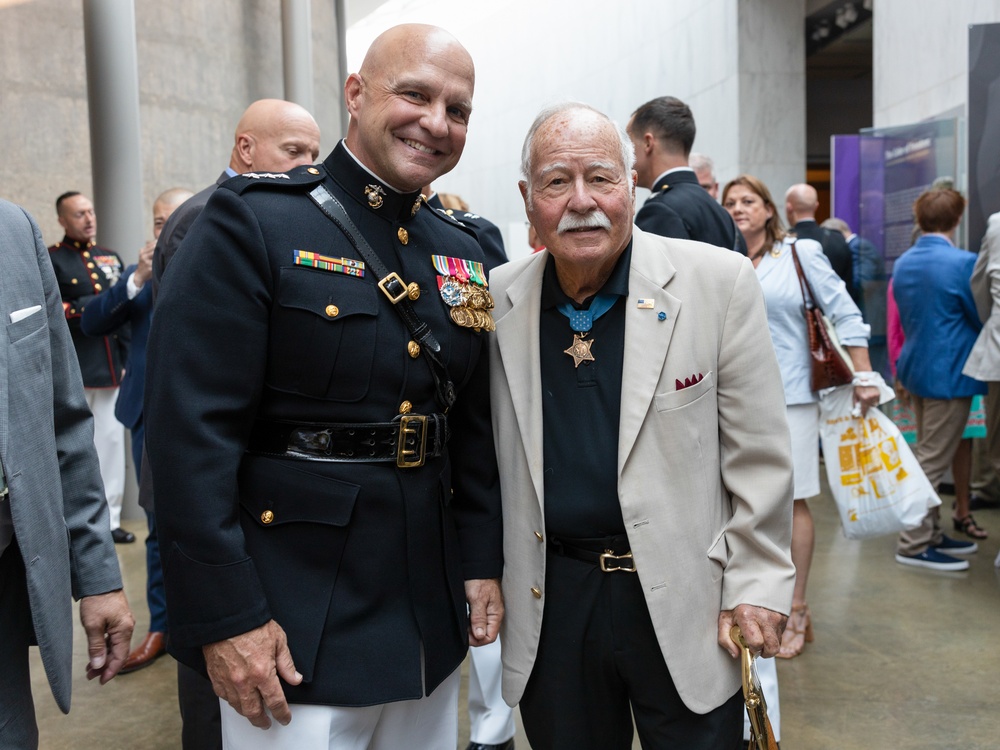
[
  {"left": 84, "top": 387, "right": 125, "bottom": 529},
  {"left": 220, "top": 667, "right": 460, "bottom": 750},
  {"left": 467, "top": 638, "right": 515, "bottom": 744}
]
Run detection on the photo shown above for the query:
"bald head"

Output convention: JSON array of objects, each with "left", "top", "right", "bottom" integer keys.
[
  {"left": 152, "top": 188, "right": 194, "bottom": 239},
  {"left": 230, "top": 98, "right": 321, "bottom": 174},
  {"left": 785, "top": 183, "right": 819, "bottom": 225},
  {"left": 344, "top": 24, "right": 475, "bottom": 192}
]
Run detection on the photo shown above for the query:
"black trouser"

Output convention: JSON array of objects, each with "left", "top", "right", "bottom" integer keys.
[
  {"left": 0, "top": 538, "right": 39, "bottom": 749},
  {"left": 519, "top": 541, "right": 743, "bottom": 750}
]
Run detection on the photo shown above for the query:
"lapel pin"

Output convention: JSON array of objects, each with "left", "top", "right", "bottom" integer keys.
[
  {"left": 637, "top": 298, "right": 655, "bottom": 309},
  {"left": 657, "top": 311, "right": 667, "bottom": 321}
]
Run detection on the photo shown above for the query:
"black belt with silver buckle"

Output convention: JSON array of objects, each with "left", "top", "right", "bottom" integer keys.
[
  {"left": 246, "top": 414, "right": 448, "bottom": 468},
  {"left": 549, "top": 534, "right": 636, "bottom": 573}
]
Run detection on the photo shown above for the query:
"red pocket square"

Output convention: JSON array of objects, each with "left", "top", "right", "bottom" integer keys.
[{"left": 675, "top": 373, "right": 704, "bottom": 390}]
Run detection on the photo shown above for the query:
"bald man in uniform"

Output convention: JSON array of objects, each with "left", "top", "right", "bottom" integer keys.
[
  {"left": 146, "top": 26, "right": 501, "bottom": 750},
  {"left": 785, "top": 183, "right": 857, "bottom": 302}
]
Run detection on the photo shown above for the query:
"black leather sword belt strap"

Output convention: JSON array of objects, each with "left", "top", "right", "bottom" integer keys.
[
  {"left": 246, "top": 414, "right": 449, "bottom": 468},
  {"left": 548, "top": 534, "right": 636, "bottom": 573}
]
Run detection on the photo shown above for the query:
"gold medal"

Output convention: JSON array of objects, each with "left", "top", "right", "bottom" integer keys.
[{"left": 564, "top": 333, "right": 595, "bottom": 367}]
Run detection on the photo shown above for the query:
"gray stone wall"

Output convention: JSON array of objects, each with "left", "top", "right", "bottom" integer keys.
[{"left": 0, "top": 0, "right": 343, "bottom": 253}]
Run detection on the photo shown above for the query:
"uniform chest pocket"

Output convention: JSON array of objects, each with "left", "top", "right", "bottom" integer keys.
[{"left": 266, "top": 267, "right": 379, "bottom": 402}]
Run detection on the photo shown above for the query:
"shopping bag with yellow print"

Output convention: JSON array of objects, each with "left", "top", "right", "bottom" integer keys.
[{"left": 818, "top": 384, "right": 941, "bottom": 540}]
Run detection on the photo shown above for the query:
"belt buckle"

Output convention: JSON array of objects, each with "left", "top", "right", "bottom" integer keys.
[
  {"left": 396, "top": 414, "right": 428, "bottom": 468},
  {"left": 599, "top": 550, "right": 635, "bottom": 573},
  {"left": 378, "top": 272, "right": 409, "bottom": 304}
]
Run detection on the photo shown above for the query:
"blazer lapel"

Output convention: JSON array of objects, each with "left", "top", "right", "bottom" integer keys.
[
  {"left": 494, "top": 253, "right": 548, "bottom": 508},
  {"left": 618, "top": 228, "right": 680, "bottom": 472}
]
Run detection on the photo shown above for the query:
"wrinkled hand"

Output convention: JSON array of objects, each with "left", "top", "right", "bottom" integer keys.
[
  {"left": 133, "top": 239, "right": 156, "bottom": 287},
  {"left": 80, "top": 589, "right": 134, "bottom": 684},
  {"left": 465, "top": 578, "right": 504, "bottom": 647},
  {"left": 853, "top": 384, "right": 881, "bottom": 416},
  {"left": 718, "top": 604, "right": 786, "bottom": 659},
  {"left": 203, "top": 619, "right": 302, "bottom": 729}
]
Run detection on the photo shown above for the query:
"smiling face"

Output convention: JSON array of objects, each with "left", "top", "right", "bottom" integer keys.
[
  {"left": 344, "top": 25, "right": 474, "bottom": 193},
  {"left": 521, "top": 108, "right": 636, "bottom": 272}
]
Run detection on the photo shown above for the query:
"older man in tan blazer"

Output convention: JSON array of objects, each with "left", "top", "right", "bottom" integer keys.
[{"left": 489, "top": 103, "right": 794, "bottom": 749}]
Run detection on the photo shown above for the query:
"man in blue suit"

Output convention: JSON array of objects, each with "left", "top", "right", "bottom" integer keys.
[{"left": 82, "top": 187, "right": 191, "bottom": 673}]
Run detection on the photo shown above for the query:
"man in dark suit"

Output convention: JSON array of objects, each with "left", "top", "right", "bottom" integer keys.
[
  {"left": 143, "top": 99, "right": 320, "bottom": 750},
  {"left": 627, "top": 96, "right": 746, "bottom": 254},
  {"left": 0, "top": 198, "right": 134, "bottom": 748},
  {"left": 48, "top": 192, "right": 132, "bottom": 543},
  {"left": 81, "top": 187, "right": 192, "bottom": 675},
  {"left": 145, "top": 24, "right": 502, "bottom": 749},
  {"left": 785, "top": 184, "right": 858, "bottom": 303}
]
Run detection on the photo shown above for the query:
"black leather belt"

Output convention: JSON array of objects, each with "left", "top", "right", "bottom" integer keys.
[
  {"left": 549, "top": 534, "right": 636, "bottom": 573},
  {"left": 246, "top": 414, "right": 448, "bottom": 468}
]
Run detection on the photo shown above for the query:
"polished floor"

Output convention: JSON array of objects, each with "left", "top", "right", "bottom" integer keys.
[{"left": 30, "top": 478, "right": 1000, "bottom": 749}]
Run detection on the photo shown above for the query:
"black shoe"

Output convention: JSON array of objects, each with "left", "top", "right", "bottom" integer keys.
[
  {"left": 111, "top": 527, "right": 136, "bottom": 544},
  {"left": 467, "top": 740, "right": 514, "bottom": 750},
  {"left": 969, "top": 494, "right": 1000, "bottom": 511}
]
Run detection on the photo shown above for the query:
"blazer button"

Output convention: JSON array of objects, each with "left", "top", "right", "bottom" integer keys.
[
  {"left": 325, "top": 304, "right": 339, "bottom": 318},
  {"left": 534, "top": 531, "right": 543, "bottom": 542},
  {"left": 407, "top": 340, "right": 421, "bottom": 358},
  {"left": 531, "top": 587, "right": 542, "bottom": 599},
  {"left": 397, "top": 227, "right": 409, "bottom": 245},
  {"left": 261, "top": 510, "right": 274, "bottom": 524}
]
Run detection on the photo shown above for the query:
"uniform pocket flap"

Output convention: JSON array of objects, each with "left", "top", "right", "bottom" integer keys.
[
  {"left": 276, "top": 266, "right": 378, "bottom": 321},
  {"left": 238, "top": 455, "right": 359, "bottom": 527}
]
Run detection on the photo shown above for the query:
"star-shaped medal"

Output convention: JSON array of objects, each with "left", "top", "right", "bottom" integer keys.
[{"left": 564, "top": 333, "right": 595, "bottom": 367}]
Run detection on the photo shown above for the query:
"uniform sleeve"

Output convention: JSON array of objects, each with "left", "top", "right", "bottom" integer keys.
[
  {"left": 145, "top": 189, "right": 273, "bottom": 647},
  {"left": 26, "top": 209, "right": 123, "bottom": 598},
  {"left": 716, "top": 258, "right": 795, "bottom": 613},
  {"left": 634, "top": 200, "right": 691, "bottom": 240},
  {"left": 80, "top": 264, "right": 136, "bottom": 337}
]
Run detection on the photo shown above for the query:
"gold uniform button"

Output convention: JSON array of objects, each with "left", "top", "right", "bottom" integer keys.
[
  {"left": 87, "top": 262, "right": 95, "bottom": 269},
  {"left": 94, "top": 283, "right": 102, "bottom": 291},
  {"left": 325, "top": 304, "right": 339, "bottom": 318},
  {"left": 407, "top": 282, "right": 420, "bottom": 300},
  {"left": 261, "top": 510, "right": 274, "bottom": 524},
  {"left": 399, "top": 400, "right": 412, "bottom": 414},
  {"left": 90, "top": 273, "right": 100, "bottom": 280},
  {"left": 407, "top": 341, "right": 421, "bottom": 358},
  {"left": 82, "top": 251, "right": 91, "bottom": 258},
  {"left": 397, "top": 227, "right": 409, "bottom": 245},
  {"left": 306, "top": 167, "right": 320, "bottom": 175},
  {"left": 71, "top": 278, "right": 78, "bottom": 284},
  {"left": 534, "top": 531, "right": 543, "bottom": 541},
  {"left": 531, "top": 587, "right": 542, "bottom": 599}
]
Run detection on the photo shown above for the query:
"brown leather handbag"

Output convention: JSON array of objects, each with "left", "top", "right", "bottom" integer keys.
[{"left": 789, "top": 242, "right": 854, "bottom": 391}]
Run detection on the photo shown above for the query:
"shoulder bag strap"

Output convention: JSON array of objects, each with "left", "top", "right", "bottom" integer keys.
[
  {"left": 789, "top": 240, "right": 821, "bottom": 313},
  {"left": 308, "top": 184, "right": 456, "bottom": 409}
]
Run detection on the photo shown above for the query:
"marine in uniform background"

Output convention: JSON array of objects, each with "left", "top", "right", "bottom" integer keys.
[
  {"left": 627, "top": 96, "right": 747, "bottom": 254},
  {"left": 47, "top": 191, "right": 132, "bottom": 544},
  {"left": 145, "top": 23, "right": 503, "bottom": 750},
  {"left": 81, "top": 187, "right": 193, "bottom": 678}
]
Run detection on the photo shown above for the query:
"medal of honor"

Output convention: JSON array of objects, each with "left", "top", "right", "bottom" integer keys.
[
  {"left": 564, "top": 333, "right": 596, "bottom": 367},
  {"left": 557, "top": 294, "right": 618, "bottom": 368}
]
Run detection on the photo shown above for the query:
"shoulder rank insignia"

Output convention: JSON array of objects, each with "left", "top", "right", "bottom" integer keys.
[
  {"left": 243, "top": 172, "right": 291, "bottom": 180},
  {"left": 432, "top": 255, "right": 495, "bottom": 332},
  {"left": 294, "top": 249, "right": 365, "bottom": 277}
]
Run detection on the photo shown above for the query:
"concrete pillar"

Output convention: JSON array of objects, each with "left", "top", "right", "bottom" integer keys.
[
  {"left": 282, "top": 0, "right": 315, "bottom": 114},
  {"left": 81, "top": 0, "right": 146, "bottom": 257},
  {"left": 737, "top": 0, "right": 807, "bottom": 199},
  {"left": 335, "top": 0, "right": 349, "bottom": 136}
]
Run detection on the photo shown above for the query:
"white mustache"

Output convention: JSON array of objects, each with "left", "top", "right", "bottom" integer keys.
[{"left": 558, "top": 210, "right": 611, "bottom": 233}]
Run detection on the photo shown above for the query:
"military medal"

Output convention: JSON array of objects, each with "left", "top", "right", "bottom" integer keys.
[
  {"left": 432, "top": 255, "right": 495, "bottom": 332},
  {"left": 557, "top": 294, "right": 618, "bottom": 368}
]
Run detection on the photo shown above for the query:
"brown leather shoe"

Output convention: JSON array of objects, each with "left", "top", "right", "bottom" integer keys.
[{"left": 119, "top": 631, "right": 166, "bottom": 674}]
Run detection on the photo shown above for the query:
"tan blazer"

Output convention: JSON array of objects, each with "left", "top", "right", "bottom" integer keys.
[
  {"left": 489, "top": 227, "right": 795, "bottom": 714},
  {"left": 964, "top": 212, "right": 1000, "bottom": 380}
]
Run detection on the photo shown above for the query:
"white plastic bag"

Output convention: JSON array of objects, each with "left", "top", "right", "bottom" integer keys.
[{"left": 818, "top": 384, "right": 941, "bottom": 540}]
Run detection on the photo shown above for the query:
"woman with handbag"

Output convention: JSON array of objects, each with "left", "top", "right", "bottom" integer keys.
[
  {"left": 892, "top": 188, "right": 987, "bottom": 571},
  {"left": 723, "top": 175, "right": 879, "bottom": 659}
]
